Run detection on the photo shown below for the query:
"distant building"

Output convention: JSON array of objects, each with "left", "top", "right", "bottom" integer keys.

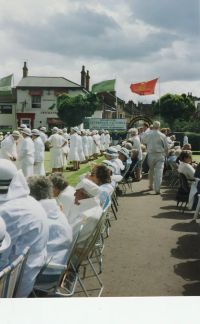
[
  {"left": 16, "top": 63, "right": 88, "bottom": 129},
  {"left": 0, "top": 88, "right": 17, "bottom": 131}
]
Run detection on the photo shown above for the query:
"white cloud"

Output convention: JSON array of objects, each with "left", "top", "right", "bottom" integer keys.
[{"left": 0, "top": 0, "right": 199, "bottom": 102}]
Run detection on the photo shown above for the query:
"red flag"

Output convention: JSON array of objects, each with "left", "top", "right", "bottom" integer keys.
[{"left": 130, "top": 78, "right": 158, "bottom": 95}]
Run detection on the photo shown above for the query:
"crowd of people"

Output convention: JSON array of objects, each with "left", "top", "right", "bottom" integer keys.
[{"left": 0, "top": 120, "right": 197, "bottom": 297}]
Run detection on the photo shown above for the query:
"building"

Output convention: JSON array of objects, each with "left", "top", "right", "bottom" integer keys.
[
  {"left": 16, "top": 63, "right": 89, "bottom": 129},
  {"left": 0, "top": 88, "right": 17, "bottom": 131}
]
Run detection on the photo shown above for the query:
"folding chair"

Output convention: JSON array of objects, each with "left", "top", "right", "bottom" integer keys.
[
  {"left": 0, "top": 246, "right": 30, "bottom": 298},
  {"left": 33, "top": 225, "right": 86, "bottom": 297},
  {"left": 176, "top": 173, "right": 190, "bottom": 213},
  {"left": 118, "top": 165, "right": 134, "bottom": 195}
]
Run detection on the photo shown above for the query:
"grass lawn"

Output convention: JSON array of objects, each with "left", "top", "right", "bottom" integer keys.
[
  {"left": 44, "top": 152, "right": 104, "bottom": 186},
  {"left": 193, "top": 155, "right": 200, "bottom": 163}
]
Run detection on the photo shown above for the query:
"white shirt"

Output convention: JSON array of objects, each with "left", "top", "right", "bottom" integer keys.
[
  {"left": 56, "top": 186, "right": 75, "bottom": 219},
  {"left": 68, "top": 197, "right": 102, "bottom": 244},
  {"left": 178, "top": 161, "right": 195, "bottom": 181},
  {"left": 40, "top": 199, "right": 72, "bottom": 274},
  {"left": 0, "top": 170, "right": 48, "bottom": 297},
  {"left": 33, "top": 136, "right": 45, "bottom": 163},
  {"left": 40, "top": 131, "right": 48, "bottom": 144},
  {"left": 18, "top": 136, "right": 35, "bottom": 162},
  {"left": 0, "top": 135, "right": 18, "bottom": 160},
  {"left": 143, "top": 130, "right": 168, "bottom": 155}
]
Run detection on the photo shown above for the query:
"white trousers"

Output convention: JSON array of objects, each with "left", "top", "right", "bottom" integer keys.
[{"left": 148, "top": 153, "right": 165, "bottom": 192}]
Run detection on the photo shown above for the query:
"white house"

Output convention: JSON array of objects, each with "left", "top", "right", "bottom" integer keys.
[
  {"left": 16, "top": 63, "right": 89, "bottom": 129},
  {"left": 0, "top": 89, "right": 17, "bottom": 131}
]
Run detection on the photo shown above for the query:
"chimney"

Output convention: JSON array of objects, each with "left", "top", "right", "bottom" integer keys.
[
  {"left": 86, "top": 70, "right": 90, "bottom": 91},
  {"left": 23, "top": 61, "right": 28, "bottom": 78},
  {"left": 81, "top": 65, "right": 86, "bottom": 88}
]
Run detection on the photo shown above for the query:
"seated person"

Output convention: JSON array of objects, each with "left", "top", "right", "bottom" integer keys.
[
  {"left": 182, "top": 143, "right": 192, "bottom": 151},
  {"left": 68, "top": 178, "right": 103, "bottom": 245},
  {"left": 102, "top": 160, "right": 122, "bottom": 188},
  {"left": 27, "top": 176, "right": 73, "bottom": 282},
  {"left": 49, "top": 172, "right": 75, "bottom": 219},
  {"left": 118, "top": 147, "right": 131, "bottom": 175},
  {"left": 178, "top": 150, "right": 196, "bottom": 183},
  {"left": 86, "top": 164, "right": 113, "bottom": 209},
  {"left": 104, "top": 147, "right": 122, "bottom": 175},
  {"left": 0, "top": 160, "right": 49, "bottom": 297}
]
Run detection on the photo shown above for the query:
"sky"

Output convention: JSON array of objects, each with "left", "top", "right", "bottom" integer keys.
[{"left": 0, "top": 0, "right": 200, "bottom": 103}]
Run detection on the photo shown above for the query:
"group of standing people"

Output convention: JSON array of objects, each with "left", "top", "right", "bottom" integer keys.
[{"left": 0, "top": 125, "right": 111, "bottom": 176}]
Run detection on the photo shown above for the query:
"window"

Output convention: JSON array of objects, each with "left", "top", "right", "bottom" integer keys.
[
  {"left": 32, "top": 96, "right": 41, "bottom": 108},
  {"left": 0, "top": 105, "right": 12, "bottom": 114}
]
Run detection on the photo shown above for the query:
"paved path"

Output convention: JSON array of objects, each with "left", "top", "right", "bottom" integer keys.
[{"left": 101, "top": 177, "right": 200, "bottom": 296}]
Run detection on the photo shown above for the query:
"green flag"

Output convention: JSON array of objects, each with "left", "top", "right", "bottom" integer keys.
[
  {"left": 92, "top": 79, "right": 116, "bottom": 94},
  {"left": 0, "top": 74, "right": 13, "bottom": 95}
]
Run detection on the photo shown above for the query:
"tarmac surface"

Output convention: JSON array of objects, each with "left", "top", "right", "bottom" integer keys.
[{"left": 100, "top": 176, "right": 200, "bottom": 296}]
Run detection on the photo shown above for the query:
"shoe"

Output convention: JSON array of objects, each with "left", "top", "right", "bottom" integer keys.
[
  {"left": 155, "top": 191, "right": 160, "bottom": 195},
  {"left": 149, "top": 186, "right": 153, "bottom": 190}
]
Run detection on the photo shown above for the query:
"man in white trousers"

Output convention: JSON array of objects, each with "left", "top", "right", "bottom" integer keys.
[
  {"left": 18, "top": 128, "right": 35, "bottom": 177},
  {"left": 32, "top": 129, "right": 45, "bottom": 175},
  {"left": 143, "top": 120, "right": 168, "bottom": 194}
]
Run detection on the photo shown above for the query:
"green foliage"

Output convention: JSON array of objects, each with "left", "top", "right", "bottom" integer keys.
[
  {"left": 174, "top": 132, "right": 200, "bottom": 150},
  {"left": 153, "top": 93, "right": 196, "bottom": 127},
  {"left": 57, "top": 93, "right": 100, "bottom": 127}
]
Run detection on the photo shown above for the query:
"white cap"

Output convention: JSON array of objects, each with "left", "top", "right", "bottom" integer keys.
[
  {"left": 12, "top": 130, "right": 20, "bottom": 137},
  {"left": 19, "top": 124, "right": 27, "bottom": 129},
  {"left": 32, "top": 129, "right": 40, "bottom": 136},
  {"left": 63, "top": 128, "right": 67, "bottom": 132},
  {"left": 119, "top": 147, "right": 130, "bottom": 159},
  {"left": 104, "top": 147, "right": 118, "bottom": 158},
  {"left": 72, "top": 127, "right": 79, "bottom": 133},
  {"left": 0, "top": 159, "right": 18, "bottom": 189},
  {"left": 0, "top": 217, "right": 11, "bottom": 253},
  {"left": 21, "top": 128, "right": 32, "bottom": 136},
  {"left": 102, "top": 160, "right": 116, "bottom": 173},
  {"left": 75, "top": 178, "right": 100, "bottom": 197},
  {"left": 52, "top": 127, "right": 58, "bottom": 133},
  {"left": 40, "top": 126, "right": 47, "bottom": 132}
]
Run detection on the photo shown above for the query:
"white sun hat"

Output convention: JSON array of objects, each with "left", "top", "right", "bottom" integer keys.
[
  {"left": 75, "top": 178, "right": 100, "bottom": 197},
  {"left": 21, "top": 128, "right": 32, "bottom": 136}
]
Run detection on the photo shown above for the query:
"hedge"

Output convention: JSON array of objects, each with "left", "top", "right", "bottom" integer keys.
[{"left": 174, "top": 132, "right": 200, "bottom": 150}]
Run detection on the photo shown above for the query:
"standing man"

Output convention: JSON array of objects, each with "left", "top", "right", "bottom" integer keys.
[
  {"left": 18, "top": 128, "right": 35, "bottom": 177},
  {"left": 0, "top": 130, "right": 20, "bottom": 164},
  {"left": 48, "top": 127, "right": 67, "bottom": 173},
  {"left": 32, "top": 129, "right": 45, "bottom": 175},
  {"left": 39, "top": 126, "right": 48, "bottom": 144},
  {"left": 143, "top": 121, "right": 168, "bottom": 194}
]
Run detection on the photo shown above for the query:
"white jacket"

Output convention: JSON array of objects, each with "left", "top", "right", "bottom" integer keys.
[
  {"left": 33, "top": 136, "right": 45, "bottom": 163},
  {"left": 0, "top": 170, "right": 49, "bottom": 297}
]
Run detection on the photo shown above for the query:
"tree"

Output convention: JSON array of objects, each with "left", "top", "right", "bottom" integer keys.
[
  {"left": 57, "top": 93, "right": 100, "bottom": 127},
  {"left": 153, "top": 93, "right": 196, "bottom": 126}
]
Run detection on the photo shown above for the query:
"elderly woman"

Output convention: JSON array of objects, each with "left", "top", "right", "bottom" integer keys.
[
  {"left": 178, "top": 150, "right": 196, "bottom": 182},
  {"left": 27, "top": 176, "right": 72, "bottom": 282},
  {"left": 86, "top": 164, "right": 113, "bottom": 209},
  {"left": 49, "top": 172, "right": 75, "bottom": 219}
]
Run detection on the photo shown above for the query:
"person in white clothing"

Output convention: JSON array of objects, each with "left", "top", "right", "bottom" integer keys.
[
  {"left": 0, "top": 160, "right": 49, "bottom": 297},
  {"left": 32, "top": 129, "right": 45, "bottom": 175},
  {"left": 48, "top": 127, "right": 67, "bottom": 173},
  {"left": 49, "top": 173, "right": 75, "bottom": 219},
  {"left": 18, "top": 128, "right": 35, "bottom": 177},
  {"left": 77, "top": 130, "right": 85, "bottom": 166},
  {"left": 27, "top": 176, "right": 73, "bottom": 282},
  {"left": 128, "top": 128, "right": 143, "bottom": 180},
  {"left": 92, "top": 130, "right": 100, "bottom": 158},
  {"left": 104, "top": 130, "right": 111, "bottom": 149},
  {"left": 68, "top": 127, "right": 80, "bottom": 171},
  {"left": 0, "top": 217, "right": 11, "bottom": 271},
  {"left": 0, "top": 130, "right": 20, "bottom": 164},
  {"left": 177, "top": 150, "right": 195, "bottom": 183},
  {"left": 143, "top": 121, "right": 168, "bottom": 194},
  {"left": 68, "top": 178, "right": 102, "bottom": 245},
  {"left": 100, "top": 130, "right": 106, "bottom": 153},
  {"left": 81, "top": 130, "right": 89, "bottom": 162},
  {"left": 87, "top": 131, "right": 94, "bottom": 158},
  {"left": 39, "top": 126, "right": 48, "bottom": 144}
]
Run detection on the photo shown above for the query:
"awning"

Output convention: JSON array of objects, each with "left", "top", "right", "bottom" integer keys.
[{"left": 47, "top": 118, "right": 64, "bottom": 125}]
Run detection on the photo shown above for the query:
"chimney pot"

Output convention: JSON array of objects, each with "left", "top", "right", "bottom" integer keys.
[{"left": 23, "top": 61, "right": 28, "bottom": 78}]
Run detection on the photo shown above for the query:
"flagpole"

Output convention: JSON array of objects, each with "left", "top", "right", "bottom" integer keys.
[{"left": 158, "top": 76, "right": 161, "bottom": 122}]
